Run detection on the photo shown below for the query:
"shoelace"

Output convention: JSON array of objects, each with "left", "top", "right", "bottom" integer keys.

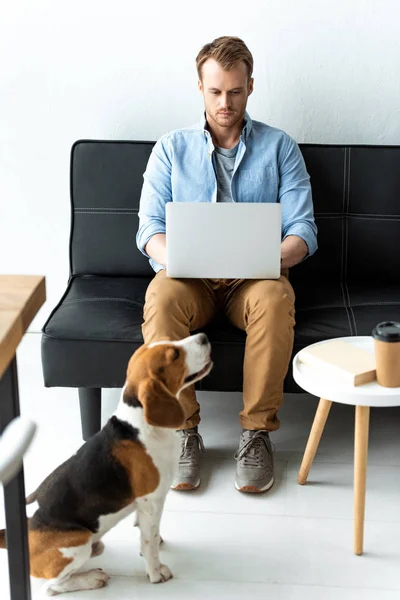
[
  {"left": 180, "top": 431, "right": 205, "bottom": 466},
  {"left": 234, "top": 431, "right": 274, "bottom": 468}
]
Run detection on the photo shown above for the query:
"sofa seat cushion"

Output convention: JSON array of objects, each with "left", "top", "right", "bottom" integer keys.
[
  {"left": 294, "top": 282, "right": 400, "bottom": 345},
  {"left": 42, "top": 276, "right": 400, "bottom": 391}
]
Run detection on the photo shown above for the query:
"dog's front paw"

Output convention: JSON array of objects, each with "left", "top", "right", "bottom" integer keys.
[
  {"left": 159, "top": 564, "right": 172, "bottom": 581},
  {"left": 148, "top": 564, "right": 173, "bottom": 583}
]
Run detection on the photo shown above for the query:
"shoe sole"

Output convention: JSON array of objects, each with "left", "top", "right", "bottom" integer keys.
[
  {"left": 170, "top": 479, "right": 200, "bottom": 491},
  {"left": 235, "top": 477, "right": 274, "bottom": 494}
]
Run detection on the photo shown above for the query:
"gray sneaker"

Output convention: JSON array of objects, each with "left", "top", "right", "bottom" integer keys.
[
  {"left": 171, "top": 427, "right": 205, "bottom": 491},
  {"left": 234, "top": 429, "right": 274, "bottom": 493}
]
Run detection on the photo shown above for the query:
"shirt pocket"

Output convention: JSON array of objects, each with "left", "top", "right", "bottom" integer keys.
[
  {"left": 240, "top": 166, "right": 277, "bottom": 183},
  {"left": 238, "top": 166, "right": 278, "bottom": 202}
]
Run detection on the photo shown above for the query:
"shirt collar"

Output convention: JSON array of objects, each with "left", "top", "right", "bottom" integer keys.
[{"left": 200, "top": 111, "right": 253, "bottom": 143}]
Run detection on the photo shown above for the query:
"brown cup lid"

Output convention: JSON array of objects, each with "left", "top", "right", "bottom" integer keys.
[{"left": 372, "top": 321, "right": 400, "bottom": 342}]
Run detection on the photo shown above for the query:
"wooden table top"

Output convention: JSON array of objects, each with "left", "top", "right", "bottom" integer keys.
[{"left": 0, "top": 275, "right": 46, "bottom": 378}]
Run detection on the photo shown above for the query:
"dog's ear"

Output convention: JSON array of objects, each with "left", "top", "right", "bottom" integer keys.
[{"left": 138, "top": 379, "right": 185, "bottom": 429}]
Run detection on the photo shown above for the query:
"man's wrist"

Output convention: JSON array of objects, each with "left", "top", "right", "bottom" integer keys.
[{"left": 280, "top": 235, "right": 308, "bottom": 269}]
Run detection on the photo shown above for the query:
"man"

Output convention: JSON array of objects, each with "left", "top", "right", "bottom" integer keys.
[{"left": 136, "top": 36, "right": 317, "bottom": 494}]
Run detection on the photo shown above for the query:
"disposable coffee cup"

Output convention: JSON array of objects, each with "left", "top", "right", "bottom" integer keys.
[{"left": 372, "top": 321, "right": 400, "bottom": 388}]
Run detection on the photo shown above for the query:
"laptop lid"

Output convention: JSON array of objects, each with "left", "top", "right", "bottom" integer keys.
[{"left": 166, "top": 203, "right": 282, "bottom": 279}]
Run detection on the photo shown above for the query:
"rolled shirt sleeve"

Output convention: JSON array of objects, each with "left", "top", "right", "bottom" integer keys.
[
  {"left": 279, "top": 135, "right": 318, "bottom": 257},
  {"left": 136, "top": 137, "right": 172, "bottom": 257}
]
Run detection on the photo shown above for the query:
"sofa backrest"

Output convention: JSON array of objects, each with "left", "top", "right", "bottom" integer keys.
[
  {"left": 70, "top": 140, "right": 400, "bottom": 283},
  {"left": 70, "top": 140, "right": 155, "bottom": 277},
  {"left": 291, "top": 145, "right": 400, "bottom": 287}
]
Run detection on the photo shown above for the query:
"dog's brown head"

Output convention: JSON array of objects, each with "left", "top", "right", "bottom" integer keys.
[{"left": 123, "top": 334, "right": 212, "bottom": 429}]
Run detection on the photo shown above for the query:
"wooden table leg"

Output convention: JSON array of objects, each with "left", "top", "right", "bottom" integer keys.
[
  {"left": 0, "top": 357, "right": 32, "bottom": 600},
  {"left": 298, "top": 398, "right": 332, "bottom": 485},
  {"left": 354, "top": 405, "right": 370, "bottom": 556}
]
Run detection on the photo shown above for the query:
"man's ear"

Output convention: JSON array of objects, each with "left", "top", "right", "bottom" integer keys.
[
  {"left": 138, "top": 379, "right": 185, "bottom": 429},
  {"left": 248, "top": 77, "right": 254, "bottom": 96}
]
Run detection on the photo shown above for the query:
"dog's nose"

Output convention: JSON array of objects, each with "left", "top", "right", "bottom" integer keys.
[{"left": 197, "top": 333, "right": 209, "bottom": 346}]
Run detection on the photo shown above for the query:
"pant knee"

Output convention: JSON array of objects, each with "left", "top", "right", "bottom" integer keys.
[
  {"left": 144, "top": 279, "right": 187, "bottom": 315},
  {"left": 142, "top": 279, "right": 196, "bottom": 343},
  {"left": 246, "top": 280, "right": 295, "bottom": 320}
]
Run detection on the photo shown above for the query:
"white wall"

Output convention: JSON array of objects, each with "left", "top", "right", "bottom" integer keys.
[{"left": 1, "top": 0, "right": 400, "bottom": 330}]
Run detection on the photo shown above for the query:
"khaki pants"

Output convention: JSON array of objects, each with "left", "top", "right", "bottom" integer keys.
[{"left": 142, "top": 270, "right": 295, "bottom": 432}]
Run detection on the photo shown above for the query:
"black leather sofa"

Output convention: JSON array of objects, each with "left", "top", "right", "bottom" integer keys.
[{"left": 41, "top": 141, "right": 400, "bottom": 440}]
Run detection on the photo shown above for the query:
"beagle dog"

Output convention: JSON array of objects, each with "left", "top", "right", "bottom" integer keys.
[{"left": 0, "top": 333, "right": 212, "bottom": 595}]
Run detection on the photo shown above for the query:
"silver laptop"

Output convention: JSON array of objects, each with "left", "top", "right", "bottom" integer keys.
[{"left": 166, "top": 202, "right": 282, "bottom": 279}]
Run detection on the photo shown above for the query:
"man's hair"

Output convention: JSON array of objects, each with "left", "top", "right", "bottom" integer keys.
[{"left": 196, "top": 36, "right": 254, "bottom": 80}]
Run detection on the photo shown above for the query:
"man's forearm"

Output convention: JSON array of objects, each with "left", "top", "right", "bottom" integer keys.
[
  {"left": 145, "top": 234, "right": 167, "bottom": 267},
  {"left": 281, "top": 235, "right": 308, "bottom": 269}
]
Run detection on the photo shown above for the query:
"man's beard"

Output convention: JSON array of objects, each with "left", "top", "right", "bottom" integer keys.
[{"left": 209, "top": 108, "right": 244, "bottom": 128}]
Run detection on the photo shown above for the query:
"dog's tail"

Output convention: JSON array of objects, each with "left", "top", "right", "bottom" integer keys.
[
  {"left": 25, "top": 489, "right": 37, "bottom": 505},
  {"left": 0, "top": 529, "right": 6, "bottom": 549}
]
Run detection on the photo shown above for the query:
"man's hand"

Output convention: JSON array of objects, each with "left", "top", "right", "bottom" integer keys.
[
  {"left": 145, "top": 234, "right": 167, "bottom": 267},
  {"left": 281, "top": 235, "right": 308, "bottom": 269},
  {"left": 145, "top": 233, "right": 307, "bottom": 270}
]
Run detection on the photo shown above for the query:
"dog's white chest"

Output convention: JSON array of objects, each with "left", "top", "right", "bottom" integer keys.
[
  {"left": 113, "top": 402, "right": 181, "bottom": 495},
  {"left": 145, "top": 430, "right": 181, "bottom": 493}
]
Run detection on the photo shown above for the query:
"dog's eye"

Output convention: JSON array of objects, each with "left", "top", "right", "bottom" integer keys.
[{"left": 172, "top": 348, "right": 180, "bottom": 361}]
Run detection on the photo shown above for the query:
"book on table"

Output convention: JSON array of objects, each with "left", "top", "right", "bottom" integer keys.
[{"left": 298, "top": 339, "right": 376, "bottom": 386}]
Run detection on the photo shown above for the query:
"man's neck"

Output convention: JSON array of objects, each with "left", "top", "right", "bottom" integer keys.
[{"left": 206, "top": 118, "right": 244, "bottom": 149}]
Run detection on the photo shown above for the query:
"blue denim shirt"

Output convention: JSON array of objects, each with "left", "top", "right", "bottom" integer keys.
[{"left": 136, "top": 112, "right": 318, "bottom": 273}]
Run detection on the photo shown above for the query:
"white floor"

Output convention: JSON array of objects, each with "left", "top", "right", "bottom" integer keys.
[{"left": 1, "top": 333, "right": 400, "bottom": 599}]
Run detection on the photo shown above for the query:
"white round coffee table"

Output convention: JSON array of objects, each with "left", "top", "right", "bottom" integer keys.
[{"left": 292, "top": 336, "right": 400, "bottom": 556}]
